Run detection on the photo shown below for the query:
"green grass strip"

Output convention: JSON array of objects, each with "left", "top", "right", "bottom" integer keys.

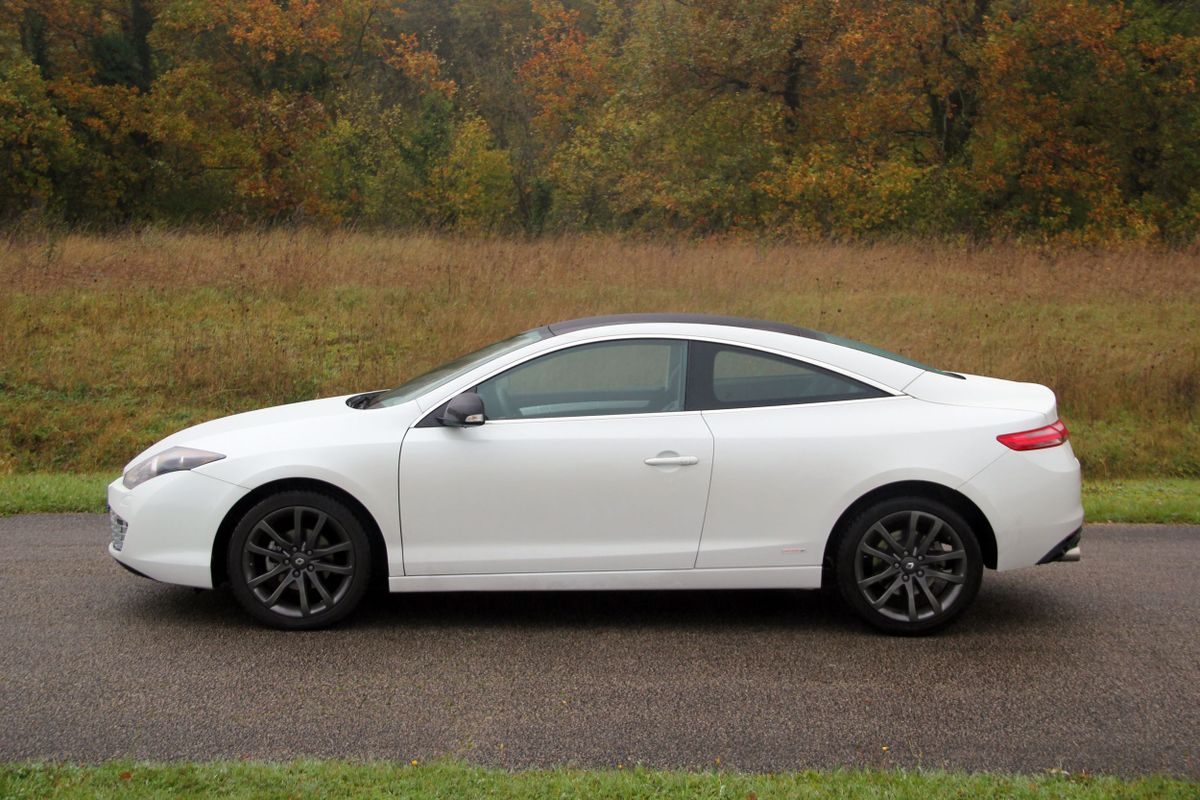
[
  {"left": 0, "top": 472, "right": 113, "bottom": 515},
  {"left": 0, "top": 473, "right": 1197, "bottom": 524},
  {"left": 1082, "top": 478, "right": 1200, "bottom": 524},
  {"left": 0, "top": 761, "right": 1195, "bottom": 800}
]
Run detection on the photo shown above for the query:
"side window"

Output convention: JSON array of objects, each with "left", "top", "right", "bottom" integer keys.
[
  {"left": 477, "top": 340, "right": 687, "bottom": 420},
  {"left": 686, "top": 342, "right": 887, "bottom": 410}
]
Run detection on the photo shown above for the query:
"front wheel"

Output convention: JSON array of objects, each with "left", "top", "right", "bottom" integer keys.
[
  {"left": 227, "top": 491, "right": 372, "bottom": 630},
  {"left": 835, "top": 497, "right": 982, "bottom": 635}
]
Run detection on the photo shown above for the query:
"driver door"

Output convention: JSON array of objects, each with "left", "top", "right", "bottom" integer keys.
[{"left": 397, "top": 339, "right": 713, "bottom": 575}]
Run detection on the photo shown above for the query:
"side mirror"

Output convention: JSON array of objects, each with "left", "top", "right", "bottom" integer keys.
[{"left": 439, "top": 392, "right": 486, "bottom": 427}]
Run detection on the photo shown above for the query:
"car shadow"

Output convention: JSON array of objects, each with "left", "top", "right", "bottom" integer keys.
[
  {"left": 115, "top": 576, "right": 1075, "bottom": 639},
  {"left": 358, "top": 586, "right": 860, "bottom": 633}
]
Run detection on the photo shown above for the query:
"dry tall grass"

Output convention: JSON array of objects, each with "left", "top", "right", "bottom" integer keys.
[{"left": 1, "top": 230, "right": 1197, "bottom": 476}]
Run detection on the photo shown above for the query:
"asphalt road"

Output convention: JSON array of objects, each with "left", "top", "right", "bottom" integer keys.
[{"left": 1, "top": 515, "right": 1197, "bottom": 777}]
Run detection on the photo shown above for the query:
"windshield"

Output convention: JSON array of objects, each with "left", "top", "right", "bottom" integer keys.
[{"left": 364, "top": 328, "right": 549, "bottom": 409}]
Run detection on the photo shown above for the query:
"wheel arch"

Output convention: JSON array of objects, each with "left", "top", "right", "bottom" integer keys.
[
  {"left": 211, "top": 478, "right": 389, "bottom": 590},
  {"left": 822, "top": 480, "right": 998, "bottom": 580}
]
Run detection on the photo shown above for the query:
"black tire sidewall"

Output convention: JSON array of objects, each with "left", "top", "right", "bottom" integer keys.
[
  {"left": 836, "top": 496, "right": 983, "bottom": 635},
  {"left": 227, "top": 490, "right": 372, "bottom": 630}
]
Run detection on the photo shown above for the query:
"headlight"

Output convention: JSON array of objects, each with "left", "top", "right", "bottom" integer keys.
[{"left": 123, "top": 446, "right": 225, "bottom": 489}]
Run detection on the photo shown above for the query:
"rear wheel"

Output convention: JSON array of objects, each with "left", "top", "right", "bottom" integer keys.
[
  {"left": 227, "top": 491, "right": 371, "bottom": 630},
  {"left": 836, "top": 497, "right": 982, "bottom": 634}
]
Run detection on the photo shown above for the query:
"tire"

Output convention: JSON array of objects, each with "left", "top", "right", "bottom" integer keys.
[
  {"left": 227, "top": 490, "right": 372, "bottom": 630},
  {"left": 835, "top": 496, "right": 982, "bottom": 635}
]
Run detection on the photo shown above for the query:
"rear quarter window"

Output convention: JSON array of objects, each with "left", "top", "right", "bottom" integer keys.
[{"left": 687, "top": 342, "right": 888, "bottom": 410}]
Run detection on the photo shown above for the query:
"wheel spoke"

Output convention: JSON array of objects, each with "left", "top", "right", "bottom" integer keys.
[
  {"left": 296, "top": 572, "right": 310, "bottom": 616},
  {"left": 312, "top": 541, "right": 351, "bottom": 558},
  {"left": 871, "top": 575, "right": 905, "bottom": 608},
  {"left": 916, "top": 518, "right": 944, "bottom": 556},
  {"left": 858, "top": 565, "right": 899, "bottom": 588},
  {"left": 905, "top": 511, "right": 920, "bottom": 551},
  {"left": 860, "top": 542, "right": 898, "bottom": 564},
  {"left": 309, "top": 571, "right": 334, "bottom": 606},
  {"left": 247, "top": 562, "right": 289, "bottom": 589},
  {"left": 905, "top": 580, "right": 918, "bottom": 621},
  {"left": 923, "top": 549, "right": 965, "bottom": 564},
  {"left": 293, "top": 507, "right": 303, "bottom": 544},
  {"left": 246, "top": 542, "right": 279, "bottom": 558},
  {"left": 255, "top": 520, "right": 291, "bottom": 549},
  {"left": 264, "top": 573, "right": 294, "bottom": 605},
  {"left": 313, "top": 561, "right": 352, "bottom": 575},
  {"left": 925, "top": 569, "right": 965, "bottom": 585},
  {"left": 916, "top": 576, "right": 942, "bottom": 615},
  {"left": 870, "top": 523, "right": 907, "bottom": 557},
  {"left": 305, "top": 512, "right": 327, "bottom": 550}
]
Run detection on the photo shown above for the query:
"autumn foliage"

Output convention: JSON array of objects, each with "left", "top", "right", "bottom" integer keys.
[{"left": 2, "top": 0, "right": 1198, "bottom": 241}]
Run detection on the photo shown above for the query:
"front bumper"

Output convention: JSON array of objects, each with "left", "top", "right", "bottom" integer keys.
[{"left": 107, "top": 469, "right": 249, "bottom": 588}]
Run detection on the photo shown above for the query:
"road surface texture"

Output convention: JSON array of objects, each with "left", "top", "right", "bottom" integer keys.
[{"left": 1, "top": 515, "right": 1197, "bottom": 777}]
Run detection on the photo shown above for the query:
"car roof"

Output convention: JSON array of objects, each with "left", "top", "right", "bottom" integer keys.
[
  {"left": 541, "top": 313, "right": 953, "bottom": 386},
  {"left": 545, "top": 313, "right": 823, "bottom": 340}
]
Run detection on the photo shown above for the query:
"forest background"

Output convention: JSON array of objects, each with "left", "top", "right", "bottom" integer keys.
[{"left": 3, "top": 0, "right": 1200, "bottom": 241}]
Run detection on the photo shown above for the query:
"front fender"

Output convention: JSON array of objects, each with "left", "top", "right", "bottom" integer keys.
[{"left": 199, "top": 443, "right": 405, "bottom": 576}]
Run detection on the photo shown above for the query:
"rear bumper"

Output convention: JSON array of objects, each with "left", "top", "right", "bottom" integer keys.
[
  {"left": 958, "top": 443, "right": 1084, "bottom": 571},
  {"left": 1037, "top": 527, "right": 1082, "bottom": 564}
]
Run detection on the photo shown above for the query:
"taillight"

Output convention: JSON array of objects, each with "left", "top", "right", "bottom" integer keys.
[{"left": 997, "top": 419, "right": 1069, "bottom": 451}]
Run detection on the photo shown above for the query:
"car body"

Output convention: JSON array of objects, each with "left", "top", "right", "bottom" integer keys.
[{"left": 108, "top": 314, "right": 1083, "bottom": 632}]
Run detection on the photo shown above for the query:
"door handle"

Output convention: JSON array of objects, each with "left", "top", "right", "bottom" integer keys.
[{"left": 644, "top": 455, "right": 699, "bottom": 467}]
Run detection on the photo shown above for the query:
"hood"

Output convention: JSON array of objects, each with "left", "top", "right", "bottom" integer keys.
[{"left": 123, "top": 395, "right": 406, "bottom": 471}]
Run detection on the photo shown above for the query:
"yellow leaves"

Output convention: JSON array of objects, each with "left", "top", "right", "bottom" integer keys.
[
  {"left": 421, "top": 115, "right": 514, "bottom": 231},
  {"left": 0, "top": 56, "right": 78, "bottom": 211},
  {"left": 757, "top": 146, "right": 938, "bottom": 237}
]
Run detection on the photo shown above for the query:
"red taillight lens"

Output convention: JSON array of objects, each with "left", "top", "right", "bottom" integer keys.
[{"left": 997, "top": 419, "right": 1069, "bottom": 451}]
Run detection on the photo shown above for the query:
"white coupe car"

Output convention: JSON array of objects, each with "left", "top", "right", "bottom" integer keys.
[{"left": 108, "top": 314, "right": 1083, "bottom": 633}]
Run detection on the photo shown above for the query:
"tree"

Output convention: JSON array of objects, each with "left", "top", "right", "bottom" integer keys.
[{"left": 0, "top": 56, "right": 77, "bottom": 220}]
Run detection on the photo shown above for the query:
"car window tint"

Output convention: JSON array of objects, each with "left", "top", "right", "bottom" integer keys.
[
  {"left": 688, "top": 342, "right": 887, "bottom": 410},
  {"left": 477, "top": 340, "right": 687, "bottom": 420}
]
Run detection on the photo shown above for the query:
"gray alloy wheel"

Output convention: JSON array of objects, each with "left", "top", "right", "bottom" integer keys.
[
  {"left": 836, "top": 497, "right": 982, "bottom": 634},
  {"left": 228, "top": 491, "right": 371, "bottom": 630}
]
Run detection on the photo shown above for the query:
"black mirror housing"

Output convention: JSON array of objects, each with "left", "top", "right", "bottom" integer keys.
[{"left": 439, "top": 392, "right": 486, "bottom": 427}]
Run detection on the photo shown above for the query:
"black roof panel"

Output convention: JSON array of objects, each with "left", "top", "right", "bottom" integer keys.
[{"left": 546, "top": 313, "right": 823, "bottom": 340}]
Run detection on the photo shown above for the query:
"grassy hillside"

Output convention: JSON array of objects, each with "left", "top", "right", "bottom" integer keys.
[{"left": 1, "top": 230, "right": 1197, "bottom": 476}]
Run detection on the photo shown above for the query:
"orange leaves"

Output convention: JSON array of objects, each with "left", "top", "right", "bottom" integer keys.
[
  {"left": 519, "top": 3, "right": 614, "bottom": 148},
  {"left": 226, "top": 0, "right": 343, "bottom": 62},
  {"left": 963, "top": 1, "right": 1139, "bottom": 236},
  {"left": 384, "top": 32, "right": 456, "bottom": 97}
]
